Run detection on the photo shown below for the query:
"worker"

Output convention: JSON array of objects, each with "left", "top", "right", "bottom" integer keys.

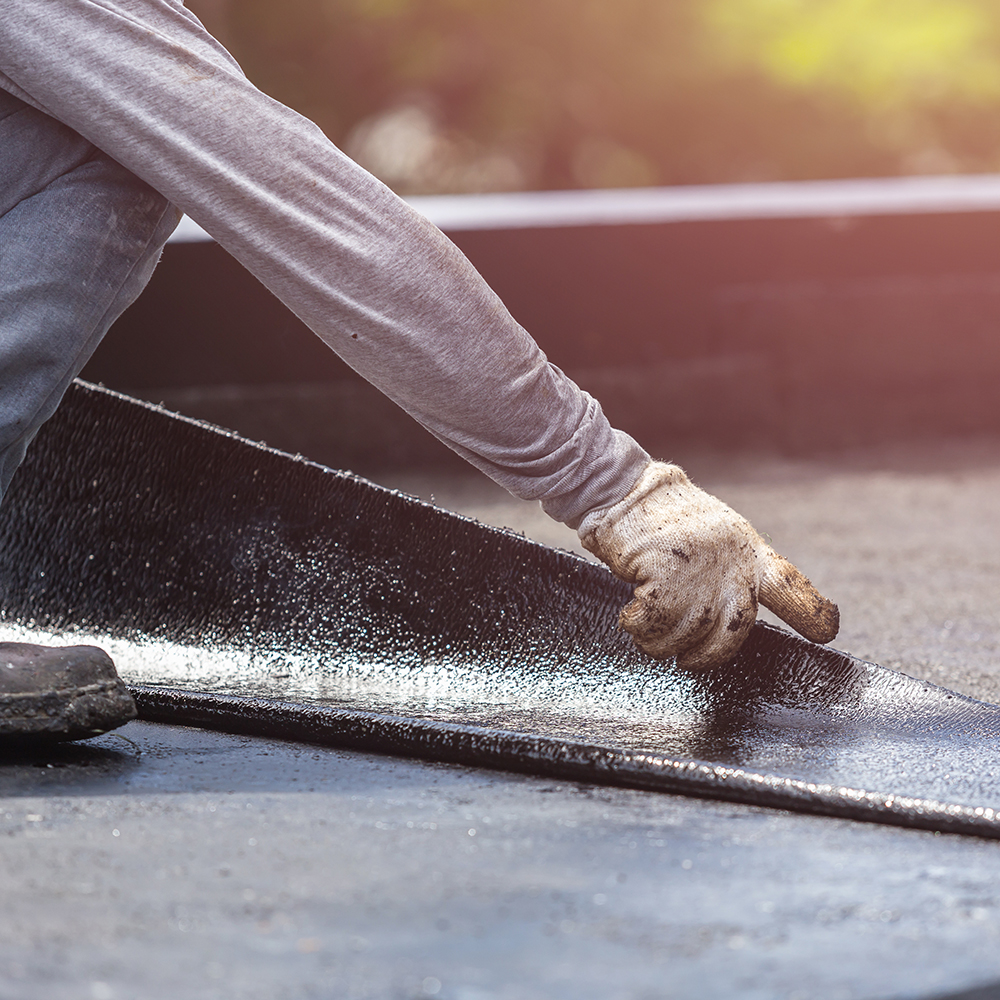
[{"left": 0, "top": 0, "right": 837, "bottom": 741}]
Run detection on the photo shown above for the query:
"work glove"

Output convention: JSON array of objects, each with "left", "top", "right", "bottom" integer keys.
[{"left": 578, "top": 461, "right": 839, "bottom": 669}]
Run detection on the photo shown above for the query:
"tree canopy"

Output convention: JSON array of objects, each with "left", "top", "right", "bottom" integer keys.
[{"left": 190, "top": 0, "right": 1000, "bottom": 192}]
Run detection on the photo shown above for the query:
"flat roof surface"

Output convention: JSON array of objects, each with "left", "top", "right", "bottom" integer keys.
[{"left": 4, "top": 435, "right": 1000, "bottom": 999}]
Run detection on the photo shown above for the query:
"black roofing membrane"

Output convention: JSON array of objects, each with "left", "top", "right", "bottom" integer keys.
[{"left": 3, "top": 380, "right": 1000, "bottom": 837}]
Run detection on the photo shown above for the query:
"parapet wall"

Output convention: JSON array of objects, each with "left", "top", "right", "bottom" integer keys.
[{"left": 85, "top": 177, "right": 1000, "bottom": 465}]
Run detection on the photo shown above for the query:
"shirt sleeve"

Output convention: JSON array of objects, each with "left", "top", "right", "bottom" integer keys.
[{"left": 0, "top": 0, "right": 650, "bottom": 526}]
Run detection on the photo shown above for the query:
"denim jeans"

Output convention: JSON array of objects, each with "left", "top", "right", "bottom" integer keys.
[{"left": 0, "top": 88, "right": 179, "bottom": 498}]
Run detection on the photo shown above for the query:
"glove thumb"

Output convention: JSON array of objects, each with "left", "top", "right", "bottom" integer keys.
[{"left": 758, "top": 547, "right": 839, "bottom": 644}]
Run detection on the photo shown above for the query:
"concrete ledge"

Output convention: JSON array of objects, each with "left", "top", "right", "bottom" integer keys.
[{"left": 171, "top": 174, "right": 1000, "bottom": 236}]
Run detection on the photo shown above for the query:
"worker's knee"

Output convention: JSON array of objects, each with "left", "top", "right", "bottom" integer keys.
[{"left": 0, "top": 87, "right": 179, "bottom": 503}]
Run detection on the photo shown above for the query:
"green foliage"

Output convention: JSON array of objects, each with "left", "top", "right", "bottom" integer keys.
[
  {"left": 708, "top": 0, "right": 1000, "bottom": 107},
  {"left": 191, "top": 0, "right": 1000, "bottom": 192}
]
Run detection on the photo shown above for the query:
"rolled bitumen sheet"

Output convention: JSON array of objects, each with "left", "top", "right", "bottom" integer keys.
[{"left": 4, "top": 381, "right": 1000, "bottom": 838}]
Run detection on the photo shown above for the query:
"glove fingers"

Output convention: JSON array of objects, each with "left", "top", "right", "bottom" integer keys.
[
  {"left": 758, "top": 548, "right": 839, "bottom": 644},
  {"left": 618, "top": 588, "right": 757, "bottom": 667},
  {"left": 617, "top": 592, "right": 687, "bottom": 659},
  {"left": 676, "top": 592, "right": 758, "bottom": 671}
]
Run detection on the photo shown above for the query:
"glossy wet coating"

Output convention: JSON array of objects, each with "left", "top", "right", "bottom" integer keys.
[{"left": 4, "top": 382, "right": 1000, "bottom": 837}]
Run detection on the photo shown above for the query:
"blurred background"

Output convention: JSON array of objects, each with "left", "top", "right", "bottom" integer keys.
[
  {"left": 86, "top": 0, "right": 1000, "bottom": 524},
  {"left": 69, "top": 0, "right": 1000, "bottom": 649},
  {"left": 186, "top": 0, "right": 1000, "bottom": 194}
]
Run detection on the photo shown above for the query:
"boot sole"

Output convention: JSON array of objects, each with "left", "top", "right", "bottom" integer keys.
[{"left": 0, "top": 678, "right": 137, "bottom": 743}]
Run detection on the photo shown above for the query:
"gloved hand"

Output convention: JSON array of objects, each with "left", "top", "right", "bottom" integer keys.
[{"left": 578, "top": 461, "right": 839, "bottom": 669}]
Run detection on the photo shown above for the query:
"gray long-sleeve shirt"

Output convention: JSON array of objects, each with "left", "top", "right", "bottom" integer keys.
[{"left": 0, "top": 0, "right": 650, "bottom": 526}]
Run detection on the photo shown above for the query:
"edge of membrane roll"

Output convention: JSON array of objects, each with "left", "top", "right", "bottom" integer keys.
[{"left": 131, "top": 684, "right": 1000, "bottom": 840}]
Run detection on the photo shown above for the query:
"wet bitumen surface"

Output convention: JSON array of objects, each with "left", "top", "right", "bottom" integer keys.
[{"left": 4, "top": 384, "right": 1000, "bottom": 998}]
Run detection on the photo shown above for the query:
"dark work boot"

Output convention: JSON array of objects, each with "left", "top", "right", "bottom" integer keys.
[{"left": 0, "top": 642, "right": 136, "bottom": 743}]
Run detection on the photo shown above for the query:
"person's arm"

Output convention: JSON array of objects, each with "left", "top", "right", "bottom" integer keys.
[{"left": 0, "top": 0, "right": 836, "bottom": 667}]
